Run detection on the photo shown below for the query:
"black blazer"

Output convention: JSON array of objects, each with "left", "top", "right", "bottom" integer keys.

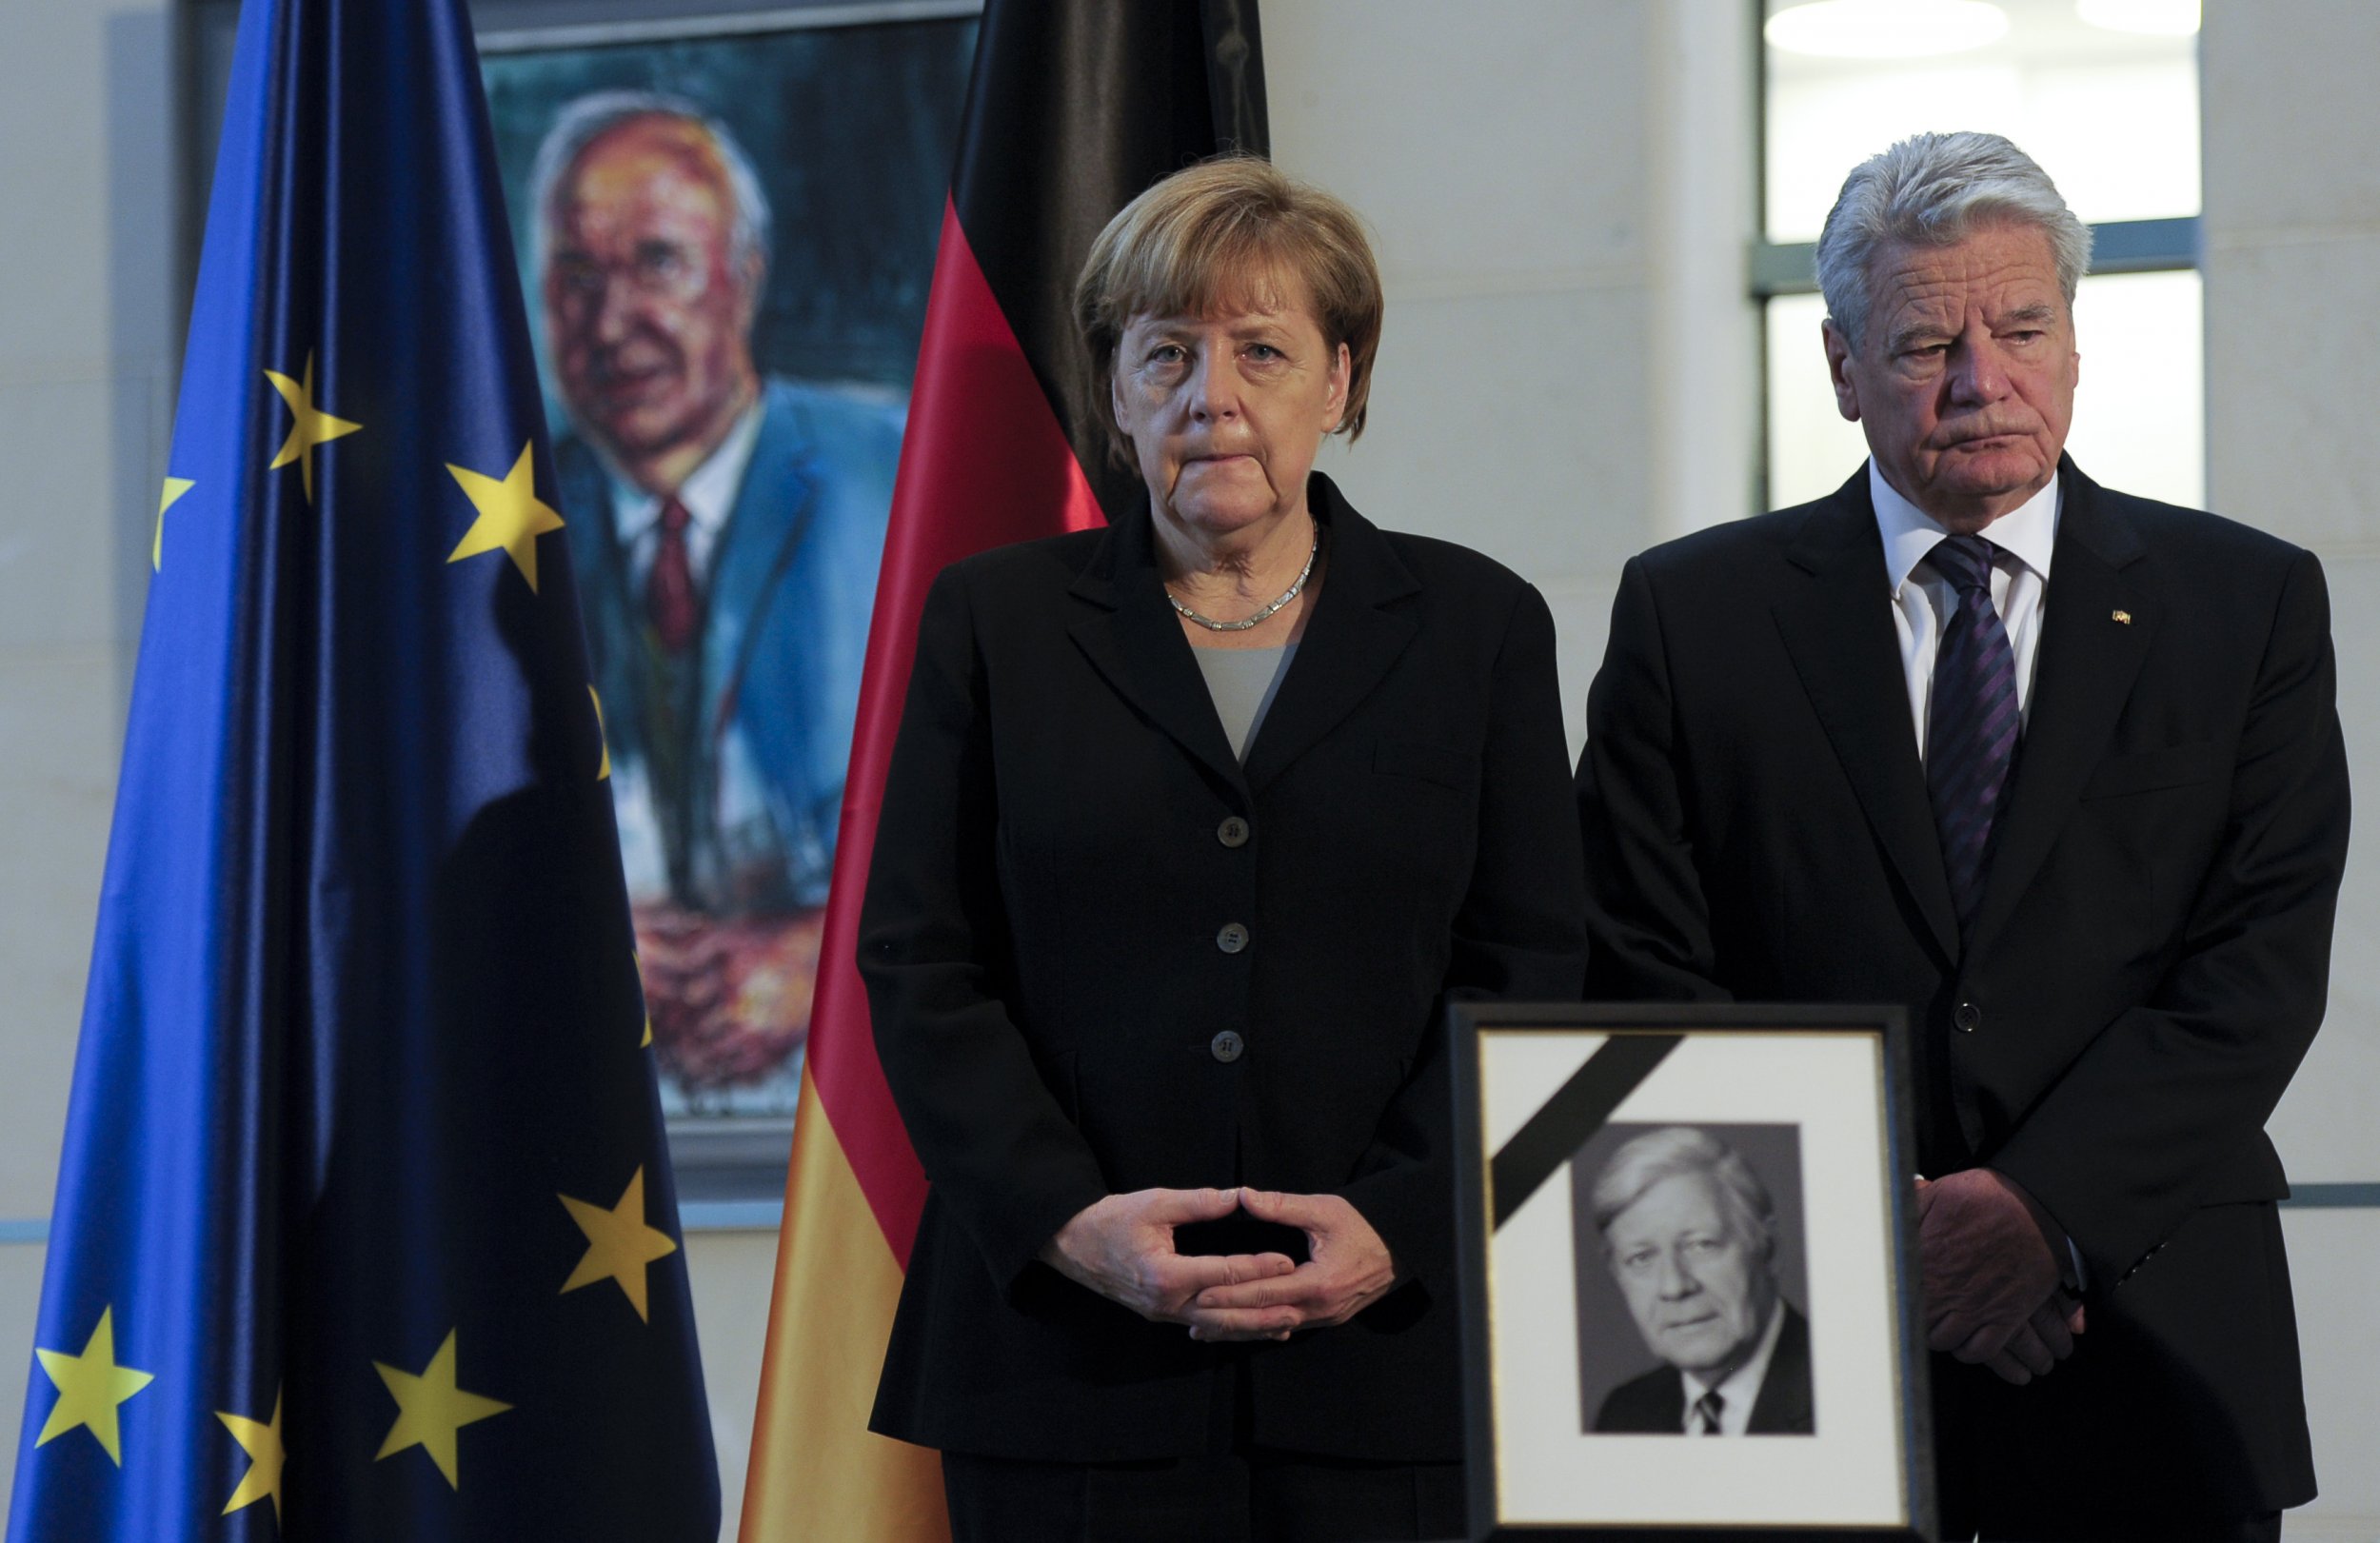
[
  {"left": 1594, "top": 1302, "right": 1815, "bottom": 1435},
  {"left": 862, "top": 474, "right": 1587, "bottom": 1463},
  {"left": 1577, "top": 460, "right": 2348, "bottom": 1516}
]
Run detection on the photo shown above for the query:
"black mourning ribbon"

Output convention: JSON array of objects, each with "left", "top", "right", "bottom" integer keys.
[{"left": 1488, "top": 1034, "right": 1683, "bottom": 1229}]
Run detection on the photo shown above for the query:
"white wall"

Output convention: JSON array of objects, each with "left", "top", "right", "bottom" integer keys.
[
  {"left": 1267, "top": 0, "right": 1758, "bottom": 748},
  {"left": 2203, "top": 3, "right": 2380, "bottom": 1533}
]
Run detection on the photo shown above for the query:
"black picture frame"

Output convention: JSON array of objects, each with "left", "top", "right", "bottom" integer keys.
[{"left": 1448, "top": 1001, "right": 1934, "bottom": 1542}]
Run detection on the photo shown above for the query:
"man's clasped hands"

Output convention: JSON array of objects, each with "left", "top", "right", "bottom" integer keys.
[{"left": 1917, "top": 1168, "right": 2088, "bottom": 1385}]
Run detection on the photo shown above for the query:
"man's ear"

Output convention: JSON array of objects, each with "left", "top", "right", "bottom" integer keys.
[
  {"left": 735, "top": 251, "right": 766, "bottom": 332},
  {"left": 1821, "top": 319, "right": 1861, "bottom": 424}
]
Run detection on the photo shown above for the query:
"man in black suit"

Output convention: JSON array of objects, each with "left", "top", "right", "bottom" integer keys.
[
  {"left": 1587, "top": 1127, "right": 1814, "bottom": 1436},
  {"left": 1577, "top": 131, "right": 2348, "bottom": 1540}
]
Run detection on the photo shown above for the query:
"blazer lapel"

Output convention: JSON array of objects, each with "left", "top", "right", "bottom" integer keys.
[
  {"left": 1240, "top": 477, "right": 1420, "bottom": 793},
  {"left": 553, "top": 435, "right": 637, "bottom": 668},
  {"left": 704, "top": 401, "right": 820, "bottom": 736},
  {"left": 1746, "top": 1305, "right": 1815, "bottom": 1434},
  {"left": 1771, "top": 472, "right": 1961, "bottom": 962},
  {"left": 1966, "top": 460, "right": 2152, "bottom": 956},
  {"left": 1066, "top": 509, "right": 1250, "bottom": 800}
]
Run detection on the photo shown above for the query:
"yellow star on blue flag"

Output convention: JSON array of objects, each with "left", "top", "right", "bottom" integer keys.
[
  {"left": 560, "top": 1166, "right": 681, "bottom": 1322},
  {"left": 264, "top": 353, "right": 362, "bottom": 504},
  {"left": 32, "top": 1307, "right": 154, "bottom": 1465},
  {"left": 217, "top": 1388, "right": 286, "bottom": 1519},
  {"left": 374, "top": 1330, "right": 511, "bottom": 1490},
  {"left": 152, "top": 477, "right": 195, "bottom": 571},
  {"left": 446, "top": 443, "right": 565, "bottom": 593}
]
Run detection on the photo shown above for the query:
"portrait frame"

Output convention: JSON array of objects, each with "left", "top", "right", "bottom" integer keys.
[
  {"left": 178, "top": 0, "right": 985, "bottom": 1204},
  {"left": 1449, "top": 1002, "right": 1934, "bottom": 1542}
]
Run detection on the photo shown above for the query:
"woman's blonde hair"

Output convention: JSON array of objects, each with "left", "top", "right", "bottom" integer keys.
[{"left": 1074, "top": 155, "right": 1383, "bottom": 468}]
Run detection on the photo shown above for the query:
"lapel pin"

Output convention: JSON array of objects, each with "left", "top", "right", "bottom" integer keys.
[{"left": 2111, "top": 609, "right": 2132, "bottom": 624}]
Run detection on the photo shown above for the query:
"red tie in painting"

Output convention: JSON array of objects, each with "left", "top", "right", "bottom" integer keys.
[{"left": 646, "top": 496, "right": 699, "bottom": 652}]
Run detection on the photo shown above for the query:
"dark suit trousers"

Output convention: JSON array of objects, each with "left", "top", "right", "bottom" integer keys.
[
  {"left": 942, "top": 1367, "right": 1463, "bottom": 1543},
  {"left": 1935, "top": 1356, "right": 2284, "bottom": 1543},
  {"left": 1950, "top": 1504, "right": 2278, "bottom": 1543},
  {"left": 941, "top": 1449, "right": 1465, "bottom": 1543}
]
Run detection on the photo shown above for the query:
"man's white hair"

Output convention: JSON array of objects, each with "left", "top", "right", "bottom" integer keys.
[
  {"left": 527, "top": 89, "right": 773, "bottom": 279},
  {"left": 1815, "top": 130, "right": 2092, "bottom": 351},
  {"left": 1590, "top": 1125, "right": 1777, "bottom": 1259}
]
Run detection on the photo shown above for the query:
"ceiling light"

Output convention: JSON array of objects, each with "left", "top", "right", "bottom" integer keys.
[
  {"left": 2075, "top": 0, "right": 2199, "bottom": 37},
  {"left": 1766, "top": 0, "right": 2011, "bottom": 60}
]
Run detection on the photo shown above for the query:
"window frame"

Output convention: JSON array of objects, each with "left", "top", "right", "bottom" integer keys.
[{"left": 1746, "top": 0, "right": 2205, "bottom": 512}]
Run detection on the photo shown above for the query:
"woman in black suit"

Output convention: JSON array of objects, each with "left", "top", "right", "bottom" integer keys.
[{"left": 860, "top": 156, "right": 1586, "bottom": 1542}]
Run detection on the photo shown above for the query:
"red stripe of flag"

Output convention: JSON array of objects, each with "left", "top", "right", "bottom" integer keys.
[{"left": 805, "top": 201, "right": 1106, "bottom": 1269}]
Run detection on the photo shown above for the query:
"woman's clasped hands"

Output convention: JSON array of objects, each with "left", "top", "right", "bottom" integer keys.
[{"left": 1040, "top": 1186, "right": 1398, "bottom": 1343}]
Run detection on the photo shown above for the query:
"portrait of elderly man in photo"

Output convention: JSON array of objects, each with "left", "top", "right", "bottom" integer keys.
[
  {"left": 1577, "top": 130, "right": 2348, "bottom": 1540},
  {"left": 529, "top": 91, "right": 901, "bottom": 1103},
  {"left": 1588, "top": 1127, "right": 1814, "bottom": 1437}
]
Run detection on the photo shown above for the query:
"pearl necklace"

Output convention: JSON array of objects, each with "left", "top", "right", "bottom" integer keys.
[{"left": 1164, "top": 525, "right": 1320, "bottom": 632}]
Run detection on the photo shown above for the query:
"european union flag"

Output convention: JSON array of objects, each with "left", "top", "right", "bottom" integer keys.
[{"left": 7, "top": 0, "right": 720, "bottom": 1536}]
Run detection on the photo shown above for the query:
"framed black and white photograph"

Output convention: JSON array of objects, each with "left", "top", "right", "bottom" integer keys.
[{"left": 1450, "top": 1002, "right": 1934, "bottom": 1541}]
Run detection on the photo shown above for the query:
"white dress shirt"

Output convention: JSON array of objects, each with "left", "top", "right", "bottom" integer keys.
[
  {"left": 1870, "top": 460, "right": 2060, "bottom": 760},
  {"left": 604, "top": 396, "right": 766, "bottom": 589},
  {"left": 1680, "top": 1298, "right": 1789, "bottom": 1436}
]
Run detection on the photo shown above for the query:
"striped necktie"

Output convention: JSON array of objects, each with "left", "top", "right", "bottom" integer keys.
[
  {"left": 1926, "top": 535, "right": 2020, "bottom": 933},
  {"left": 1693, "top": 1389, "right": 1725, "bottom": 1435}
]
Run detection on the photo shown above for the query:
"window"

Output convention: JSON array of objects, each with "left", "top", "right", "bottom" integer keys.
[{"left": 1757, "top": 0, "right": 2202, "bottom": 509}]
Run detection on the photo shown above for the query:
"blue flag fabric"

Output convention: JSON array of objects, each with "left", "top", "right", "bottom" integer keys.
[{"left": 7, "top": 0, "right": 720, "bottom": 1536}]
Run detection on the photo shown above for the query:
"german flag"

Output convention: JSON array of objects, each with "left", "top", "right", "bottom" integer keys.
[{"left": 738, "top": 3, "right": 1267, "bottom": 1537}]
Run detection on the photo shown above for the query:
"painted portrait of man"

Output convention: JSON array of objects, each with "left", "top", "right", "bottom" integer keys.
[
  {"left": 528, "top": 90, "right": 902, "bottom": 1106},
  {"left": 479, "top": 19, "right": 972, "bottom": 1115}
]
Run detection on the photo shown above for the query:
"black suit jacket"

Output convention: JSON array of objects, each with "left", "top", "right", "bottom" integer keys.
[
  {"left": 1594, "top": 1302, "right": 1815, "bottom": 1434},
  {"left": 1577, "top": 460, "right": 2348, "bottom": 1516},
  {"left": 863, "top": 474, "right": 1587, "bottom": 1463}
]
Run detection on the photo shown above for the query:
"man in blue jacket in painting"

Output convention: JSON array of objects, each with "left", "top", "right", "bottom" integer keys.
[{"left": 533, "top": 91, "right": 899, "bottom": 1103}]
